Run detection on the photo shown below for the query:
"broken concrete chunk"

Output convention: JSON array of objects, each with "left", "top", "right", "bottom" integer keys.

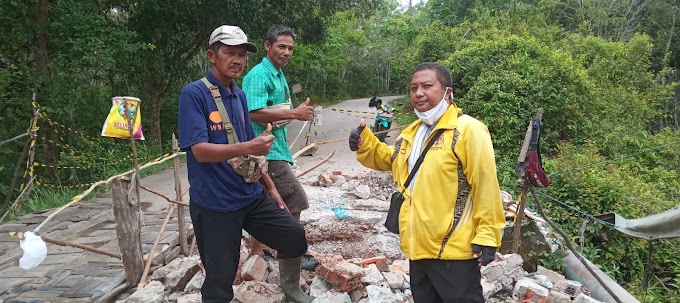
[
  {"left": 481, "top": 261, "right": 506, "bottom": 281},
  {"left": 176, "top": 292, "right": 202, "bottom": 303},
  {"left": 532, "top": 274, "right": 553, "bottom": 289},
  {"left": 149, "top": 257, "right": 182, "bottom": 281},
  {"left": 184, "top": 271, "right": 205, "bottom": 293},
  {"left": 311, "top": 290, "right": 351, "bottom": 303},
  {"left": 391, "top": 260, "right": 409, "bottom": 274},
  {"left": 354, "top": 184, "right": 372, "bottom": 199},
  {"left": 361, "top": 256, "right": 389, "bottom": 272},
  {"left": 366, "top": 285, "right": 400, "bottom": 303},
  {"left": 573, "top": 293, "right": 604, "bottom": 303},
  {"left": 537, "top": 266, "right": 565, "bottom": 285},
  {"left": 310, "top": 276, "right": 333, "bottom": 297},
  {"left": 233, "top": 281, "right": 285, "bottom": 303},
  {"left": 241, "top": 255, "right": 268, "bottom": 282},
  {"left": 361, "top": 264, "right": 385, "bottom": 285},
  {"left": 555, "top": 279, "right": 583, "bottom": 299},
  {"left": 548, "top": 290, "right": 571, "bottom": 303},
  {"left": 166, "top": 256, "right": 202, "bottom": 293},
  {"left": 382, "top": 270, "right": 405, "bottom": 290},
  {"left": 125, "top": 280, "right": 166, "bottom": 303},
  {"left": 481, "top": 278, "right": 501, "bottom": 299}
]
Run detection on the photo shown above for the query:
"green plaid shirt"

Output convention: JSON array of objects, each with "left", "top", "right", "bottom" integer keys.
[{"left": 243, "top": 57, "right": 294, "bottom": 163}]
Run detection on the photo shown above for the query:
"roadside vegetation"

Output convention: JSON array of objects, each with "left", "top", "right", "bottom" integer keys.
[{"left": 1, "top": 1, "right": 679, "bottom": 300}]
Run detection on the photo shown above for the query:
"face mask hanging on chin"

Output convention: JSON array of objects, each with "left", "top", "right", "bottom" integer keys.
[{"left": 415, "top": 90, "right": 450, "bottom": 125}]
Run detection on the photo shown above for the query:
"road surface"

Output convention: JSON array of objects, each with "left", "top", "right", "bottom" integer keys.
[{"left": 287, "top": 96, "right": 404, "bottom": 181}]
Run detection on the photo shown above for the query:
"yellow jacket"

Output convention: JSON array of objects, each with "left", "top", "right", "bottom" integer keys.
[{"left": 356, "top": 104, "right": 505, "bottom": 260}]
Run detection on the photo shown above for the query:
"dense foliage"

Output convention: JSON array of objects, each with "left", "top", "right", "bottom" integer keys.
[{"left": 1, "top": 0, "right": 679, "bottom": 300}]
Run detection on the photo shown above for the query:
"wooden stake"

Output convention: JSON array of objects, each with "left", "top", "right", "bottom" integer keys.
[
  {"left": 39, "top": 235, "right": 156, "bottom": 266},
  {"left": 172, "top": 134, "right": 188, "bottom": 255},
  {"left": 139, "top": 184, "right": 188, "bottom": 206},
  {"left": 138, "top": 203, "right": 176, "bottom": 288},
  {"left": 20, "top": 97, "right": 40, "bottom": 213},
  {"left": 511, "top": 187, "right": 529, "bottom": 253},
  {"left": 295, "top": 150, "right": 335, "bottom": 178},
  {"left": 111, "top": 178, "right": 144, "bottom": 287}
]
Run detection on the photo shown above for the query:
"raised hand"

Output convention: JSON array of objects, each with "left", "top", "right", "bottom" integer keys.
[
  {"left": 348, "top": 119, "right": 366, "bottom": 151},
  {"left": 293, "top": 97, "right": 314, "bottom": 121},
  {"left": 249, "top": 123, "right": 275, "bottom": 156}
]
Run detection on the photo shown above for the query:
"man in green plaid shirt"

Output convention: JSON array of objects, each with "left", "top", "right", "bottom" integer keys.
[{"left": 243, "top": 25, "right": 318, "bottom": 278}]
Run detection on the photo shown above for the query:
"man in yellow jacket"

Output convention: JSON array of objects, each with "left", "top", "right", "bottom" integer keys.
[{"left": 348, "top": 62, "right": 506, "bottom": 302}]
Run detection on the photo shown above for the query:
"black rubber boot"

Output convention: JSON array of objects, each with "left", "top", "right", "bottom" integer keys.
[
  {"left": 301, "top": 253, "right": 319, "bottom": 271},
  {"left": 278, "top": 257, "right": 314, "bottom": 303}
]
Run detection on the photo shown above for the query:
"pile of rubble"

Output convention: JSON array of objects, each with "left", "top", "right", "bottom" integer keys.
[
  {"left": 120, "top": 251, "right": 605, "bottom": 303},
  {"left": 119, "top": 171, "right": 604, "bottom": 303}
]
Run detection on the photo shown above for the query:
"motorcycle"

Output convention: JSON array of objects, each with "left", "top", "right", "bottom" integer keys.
[{"left": 368, "top": 96, "right": 393, "bottom": 142}]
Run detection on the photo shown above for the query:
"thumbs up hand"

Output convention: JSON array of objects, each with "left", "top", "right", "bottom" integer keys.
[
  {"left": 293, "top": 97, "right": 314, "bottom": 121},
  {"left": 261, "top": 122, "right": 273, "bottom": 136},
  {"left": 250, "top": 123, "right": 275, "bottom": 156},
  {"left": 349, "top": 119, "right": 366, "bottom": 152}
]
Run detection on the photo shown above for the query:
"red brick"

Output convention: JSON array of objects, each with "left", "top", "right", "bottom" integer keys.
[
  {"left": 361, "top": 256, "right": 389, "bottom": 272},
  {"left": 242, "top": 255, "right": 268, "bottom": 282},
  {"left": 317, "top": 262, "right": 363, "bottom": 292}
]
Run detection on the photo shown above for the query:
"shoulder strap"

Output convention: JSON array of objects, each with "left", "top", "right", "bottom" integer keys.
[
  {"left": 400, "top": 128, "right": 445, "bottom": 194},
  {"left": 200, "top": 77, "right": 239, "bottom": 144}
]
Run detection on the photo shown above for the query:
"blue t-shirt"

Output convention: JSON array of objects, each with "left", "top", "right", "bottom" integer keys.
[{"left": 178, "top": 70, "right": 263, "bottom": 212}]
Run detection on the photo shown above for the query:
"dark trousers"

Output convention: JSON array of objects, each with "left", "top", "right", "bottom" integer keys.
[
  {"left": 410, "top": 259, "right": 484, "bottom": 303},
  {"left": 190, "top": 192, "right": 308, "bottom": 303}
]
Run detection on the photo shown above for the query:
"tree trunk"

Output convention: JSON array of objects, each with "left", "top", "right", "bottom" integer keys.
[
  {"left": 36, "top": 0, "right": 49, "bottom": 75},
  {"left": 148, "top": 95, "right": 163, "bottom": 149}
]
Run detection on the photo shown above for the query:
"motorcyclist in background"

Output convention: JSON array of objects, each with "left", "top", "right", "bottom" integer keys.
[{"left": 368, "top": 96, "right": 393, "bottom": 142}]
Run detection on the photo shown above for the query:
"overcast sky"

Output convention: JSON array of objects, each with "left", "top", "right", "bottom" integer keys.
[{"left": 398, "top": 0, "right": 423, "bottom": 8}]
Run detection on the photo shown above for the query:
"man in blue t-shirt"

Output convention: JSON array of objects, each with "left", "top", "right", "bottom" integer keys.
[{"left": 178, "top": 25, "right": 313, "bottom": 303}]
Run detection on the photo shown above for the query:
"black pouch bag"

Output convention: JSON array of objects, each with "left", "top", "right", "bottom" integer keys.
[{"left": 384, "top": 129, "right": 444, "bottom": 234}]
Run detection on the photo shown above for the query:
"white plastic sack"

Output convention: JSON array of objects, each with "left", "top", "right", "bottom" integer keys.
[{"left": 19, "top": 232, "right": 47, "bottom": 270}]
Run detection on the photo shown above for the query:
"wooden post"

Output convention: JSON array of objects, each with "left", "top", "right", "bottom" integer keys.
[
  {"left": 512, "top": 108, "right": 544, "bottom": 253},
  {"left": 17, "top": 97, "right": 40, "bottom": 214},
  {"left": 172, "top": 134, "right": 188, "bottom": 255},
  {"left": 511, "top": 187, "right": 528, "bottom": 253},
  {"left": 112, "top": 177, "right": 143, "bottom": 287}
]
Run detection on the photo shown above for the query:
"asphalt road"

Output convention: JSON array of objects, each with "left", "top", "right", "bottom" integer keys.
[{"left": 286, "top": 96, "right": 404, "bottom": 181}]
